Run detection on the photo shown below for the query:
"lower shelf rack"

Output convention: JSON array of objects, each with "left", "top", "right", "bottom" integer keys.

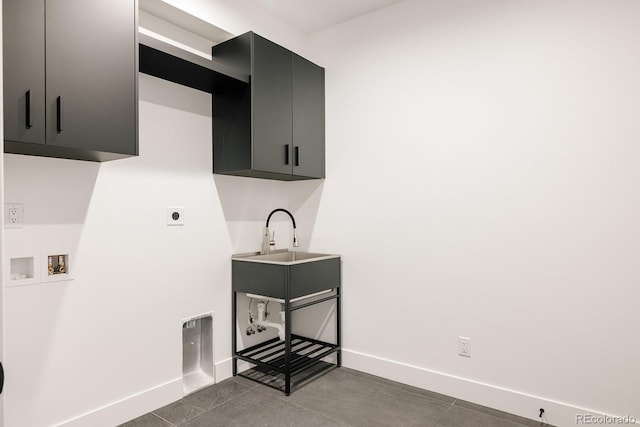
[{"left": 236, "top": 334, "right": 339, "bottom": 375}]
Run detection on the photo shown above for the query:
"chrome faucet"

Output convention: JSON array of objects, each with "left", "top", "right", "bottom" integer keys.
[{"left": 261, "top": 208, "right": 299, "bottom": 254}]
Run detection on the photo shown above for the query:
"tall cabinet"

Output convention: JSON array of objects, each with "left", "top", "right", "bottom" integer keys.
[
  {"left": 213, "top": 32, "right": 325, "bottom": 181},
  {"left": 3, "top": 0, "right": 138, "bottom": 162}
]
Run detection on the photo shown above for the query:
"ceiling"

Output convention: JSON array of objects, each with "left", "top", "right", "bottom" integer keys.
[{"left": 251, "top": 0, "right": 405, "bottom": 34}]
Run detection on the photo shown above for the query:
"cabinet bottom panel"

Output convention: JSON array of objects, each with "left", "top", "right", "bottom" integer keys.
[{"left": 4, "top": 140, "right": 136, "bottom": 162}]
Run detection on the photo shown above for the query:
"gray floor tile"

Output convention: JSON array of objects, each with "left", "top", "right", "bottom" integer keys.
[
  {"left": 454, "top": 400, "right": 549, "bottom": 427},
  {"left": 228, "top": 374, "right": 261, "bottom": 389},
  {"left": 435, "top": 406, "right": 539, "bottom": 427},
  {"left": 153, "top": 399, "right": 206, "bottom": 426},
  {"left": 286, "top": 368, "right": 452, "bottom": 427},
  {"left": 118, "top": 413, "right": 173, "bottom": 427},
  {"left": 339, "top": 367, "right": 456, "bottom": 405},
  {"left": 181, "top": 388, "right": 346, "bottom": 427},
  {"left": 127, "top": 367, "right": 554, "bottom": 427},
  {"left": 183, "top": 377, "right": 251, "bottom": 410}
]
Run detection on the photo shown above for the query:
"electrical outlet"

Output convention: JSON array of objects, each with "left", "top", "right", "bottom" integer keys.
[
  {"left": 167, "top": 206, "right": 184, "bottom": 226},
  {"left": 5, "top": 203, "right": 24, "bottom": 229},
  {"left": 458, "top": 336, "right": 471, "bottom": 358}
]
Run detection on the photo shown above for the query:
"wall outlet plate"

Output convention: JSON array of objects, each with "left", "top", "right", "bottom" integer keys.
[
  {"left": 5, "top": 203, "right": 24, "bottom": 229},
  {"left": 167, "top": 206, "right": 184, "bottom": 226},
  {"left": 458, "top": 336, "right": 471, "bottom": 358}
]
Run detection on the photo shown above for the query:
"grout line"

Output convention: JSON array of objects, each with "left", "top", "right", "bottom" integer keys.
[
  {"left": 229, "top": 375, "right": 260, "bottom": 389},
  {"left": 432, "top": 399, "right": 456, "bottom": 427},
  {"left": 182, "top": 399, "right": 208, "bottom": 413},
  {"left": 150, "top": 413, "right": 177, "bottom": 427},
  {"left": 279, "top": 398, "right": 354, "bottom": 427},
  {"left": 169, "top": 396, "right": 209, "bottom": 415},
  {"left": 183, "top": 386, "right": 256, "bottom": 423},
  {"left": 155, "top": 379, "right": 259, "bottom": 426}
]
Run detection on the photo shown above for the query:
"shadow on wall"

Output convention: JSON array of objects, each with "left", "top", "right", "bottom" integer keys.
[
  {"left": 212, "top": 174, "right": 325, "bottom": 253},
  {"left": 4, "top": 281, "right": 72, "bottom": 426},
  {"left": 3, "top": 154, "right": 98, "bottom": 426},
  {"left": 287, "top": 180, "right": 325, "bottom": 252},
  {"left": 3, "top": 154, "right": 99, "bottom": 226},
  {"left": 134, "top": 74, "right": 214, "bottom": 174}
]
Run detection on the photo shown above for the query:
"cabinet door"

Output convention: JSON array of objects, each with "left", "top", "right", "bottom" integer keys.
[
  {"left": 45, "top": 0, "right": 137, "bottom": 155},
  {"left": 292, "top": 54, "right": 325, "bottom": 179},
  {"left": 252, "top": 34, "right": 293, "bottom": 175},
  {"left": 3, "top": 0, "right": 45, "bottom": 145}
]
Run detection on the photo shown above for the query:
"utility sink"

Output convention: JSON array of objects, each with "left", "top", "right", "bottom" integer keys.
[
  {"left": 232, "top": 251, "right": 341, "bottom": 300},
  {"left": 234, "top": 250, "right": 339, "bottom": 265}
]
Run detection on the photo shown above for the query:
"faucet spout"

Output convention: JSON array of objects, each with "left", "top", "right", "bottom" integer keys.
[
  {"left": 266, "top": 208, "right": 297, "bottom": 228},
  {"left": 261, "top": 208, "right": 299, "bottom": 254}
]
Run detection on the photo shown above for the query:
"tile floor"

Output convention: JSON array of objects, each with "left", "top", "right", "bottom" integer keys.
[{"left": 120, "top": 367, "right": 551, "bottom": 427}]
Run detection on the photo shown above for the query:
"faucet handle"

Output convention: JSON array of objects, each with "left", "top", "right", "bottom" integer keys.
[
  {"left": 269, "top": 231, "right": 276, "bottom": 249},
  {"left": 260, "top": 226, "right": 271, "bottom": 254}
]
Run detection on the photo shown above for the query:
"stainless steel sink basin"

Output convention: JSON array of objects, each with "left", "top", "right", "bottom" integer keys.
[
  {"left": 233, "top": 250, "right": 341, "bottom": 300},
  {"left": 233, "top": 250, "right": 339, "bottom": 265}
]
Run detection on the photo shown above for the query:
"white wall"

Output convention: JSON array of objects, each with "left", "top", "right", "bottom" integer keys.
[
  {"left": 0, "top": 3, "right": 320, "bottom": 426},
  {"left": 3, "top": 77, "right": 200, "bottom": 426},
  {"left": 5, "top": 0, "right": 640, "bottom": 426},
  {"left": 160, "top": 0, "right": 313, "bottom": 60},
  {"left": 3, "top": 77, "right": 313, "bottom": 426},
  {"left": 2, "top": 74, "right": 320, "bottom": 426},
  {"left": 306, "top": 0, "right": 640, "bottom": 425}
]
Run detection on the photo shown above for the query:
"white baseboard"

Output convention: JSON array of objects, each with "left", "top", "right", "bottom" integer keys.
[
  {"left": 342, "top": 349, "right": 638, "bottom": 427},
  {"left": 214, "top": 357, "right": 257, "bottom": 381},
  {"left": 53, "top": 359, "right": 237, "bottom": 426},
  {"left": 80, "top": 353, "right": 634, "bottom": 427},
  {"left": 215, "top": 357, "right": 234, "bottom": 382},
  {"left": 55, "top": 378, "right": 182, "bottom": 427}
]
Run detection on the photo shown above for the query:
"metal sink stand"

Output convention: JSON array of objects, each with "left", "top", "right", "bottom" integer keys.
[{"left": 232, "top": 288, "right": 341, "bottom": 396}]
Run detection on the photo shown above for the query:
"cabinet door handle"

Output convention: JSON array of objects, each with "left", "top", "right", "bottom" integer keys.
[
  {"left": 25, "top": 90, "right": 33, "bottom": 129},
  {"left": 285, "top": 144, "right": 290, "bottom": 165},
  {"left": 294, "top": 146, "right": 300, "bottom": 167},
  {"left": 56, "top": 96, "right": 63, "bottom": 133}
]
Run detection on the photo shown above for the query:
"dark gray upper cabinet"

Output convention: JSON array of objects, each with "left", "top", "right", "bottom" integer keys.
[
  {"left": 3, "top": 0, "right": 45, "bottom": 146},
  {"left": 213, "top": 32, "right": 325, "bottom": 181},
  {"left": 292, "top": 54, "right": 325, "bottom": 179},
  {"left": 3, "top": 0, "right": 138, "bottom": 162},
  {"left": 252, "top": 35, "right": 294, "bottom": 176}
]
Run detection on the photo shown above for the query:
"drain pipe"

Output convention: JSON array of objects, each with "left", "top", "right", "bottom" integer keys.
[{"left": 256, "top": 302, "right": 285, "bottom": 341}]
